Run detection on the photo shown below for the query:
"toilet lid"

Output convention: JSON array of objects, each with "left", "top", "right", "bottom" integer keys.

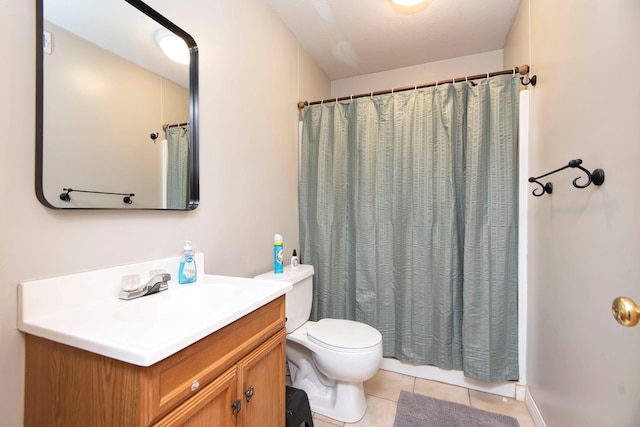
[{"left": 307, "top": 319, "right": 382, "bottom": 351}]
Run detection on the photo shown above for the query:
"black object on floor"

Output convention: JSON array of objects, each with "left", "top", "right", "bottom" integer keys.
[{"left": 286, "top": 386, "right": 314, "bottom": 427}]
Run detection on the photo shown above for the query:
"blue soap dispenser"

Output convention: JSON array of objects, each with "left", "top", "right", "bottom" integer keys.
[{"left": 178, "top": 240, "right": 197, "bottom": 284}]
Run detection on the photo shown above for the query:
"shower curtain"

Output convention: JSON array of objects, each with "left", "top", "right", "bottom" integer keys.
[
  {"left": 299, "top": 74, "right": 519, "bottom": 382},
  {"left": 166, "top": 126, "right": 190, "bottom": 209}
]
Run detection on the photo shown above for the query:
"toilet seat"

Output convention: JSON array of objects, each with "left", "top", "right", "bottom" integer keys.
[{"left": 307, "top": 319, "right": 382, "bottom": 353}]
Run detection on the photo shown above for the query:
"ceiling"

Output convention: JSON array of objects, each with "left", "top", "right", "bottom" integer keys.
[{"left": 266, "top": 0, "right": 522, "bottom": 80}]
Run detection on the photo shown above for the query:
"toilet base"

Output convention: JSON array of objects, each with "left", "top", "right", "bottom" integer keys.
[
  {"left": 288, "top": 344, "right": 368, "bottom": 423},
  {"left": 305, "top": 380, "right": 367, "bottom": 423}
]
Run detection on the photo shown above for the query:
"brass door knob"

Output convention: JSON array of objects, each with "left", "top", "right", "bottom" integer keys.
[{"left": 612, "top": 297, "right": 640, "bottom": 327}]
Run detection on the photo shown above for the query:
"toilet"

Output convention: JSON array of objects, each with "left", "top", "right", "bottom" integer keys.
[{"left": 255, "top": 264, "right": 382, "bottom": 423}]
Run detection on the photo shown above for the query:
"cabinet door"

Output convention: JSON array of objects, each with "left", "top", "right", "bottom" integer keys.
[
  {"left": 153, "top": 366, "right": 238, "bottom": 427},
  {"left": 237, "top": 329, "right": 286, "bottom": 427}
]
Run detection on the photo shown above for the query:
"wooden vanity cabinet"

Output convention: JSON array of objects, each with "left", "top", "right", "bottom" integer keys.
[{"left": 24, "top": 296, "right": 286, "bottom": 427}]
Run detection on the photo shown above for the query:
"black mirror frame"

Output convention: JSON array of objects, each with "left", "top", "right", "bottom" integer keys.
[{"left": 35, "top": 0, "right": 199, "bottom": 210}]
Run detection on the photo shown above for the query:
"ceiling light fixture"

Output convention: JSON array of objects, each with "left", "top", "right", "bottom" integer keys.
[
  {"left": 391, "top": 0, "right": 425, "bottom": 5},
  {"left": 154, "top": 28, "right": 190, "bottom": 64},
  {"left": 389, "top": 0, "right": 431, "bottom": 14}
]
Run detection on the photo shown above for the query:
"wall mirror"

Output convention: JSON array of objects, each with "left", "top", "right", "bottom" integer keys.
[{"left": 36, "top": 0, "right": 199, "bottom": 209}]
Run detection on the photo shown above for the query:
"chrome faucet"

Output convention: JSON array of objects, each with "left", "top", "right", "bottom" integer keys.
[{"left": 119, "top": 273, "right": 171, "bottom": 300}]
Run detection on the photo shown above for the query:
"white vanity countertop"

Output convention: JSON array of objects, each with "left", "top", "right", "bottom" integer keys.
[{"left": 18, "top": 255, "right": 291, "bottom": 366}]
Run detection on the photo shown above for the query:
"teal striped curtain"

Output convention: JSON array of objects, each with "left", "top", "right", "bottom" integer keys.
[
  {"left": 166, "top": 126, "right": 190, "bottom": 209},
  {"left": 299, "top": 74, "right": 519, "bottom": 382}
]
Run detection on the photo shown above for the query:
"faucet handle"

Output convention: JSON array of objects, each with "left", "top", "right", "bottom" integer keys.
[
  {"left": 149, "top": 270, "right": 171, "bottom": 287},
  {"left": 121, "top": 274, "right": 141, "bottom": 292},
  {"left": 150, "top": 270, "right": 172, "bottom": 284},
  {"left": 149, "top": 269, "right": 167, "bottom": 277}
]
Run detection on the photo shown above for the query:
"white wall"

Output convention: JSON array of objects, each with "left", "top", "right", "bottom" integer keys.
[
  {"left": 0, "top": 1, "right": 330, "bottom": 425},
  {"left": 331, "top": 49, "right": 503, "bottom": 98},
  {"left": 505, "top": 1, "right": 640, "bottom": 426}
]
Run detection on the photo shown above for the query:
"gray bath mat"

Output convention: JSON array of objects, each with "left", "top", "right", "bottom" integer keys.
[{"left": 393, "top": 390, "right": 520, "bottom": 427}]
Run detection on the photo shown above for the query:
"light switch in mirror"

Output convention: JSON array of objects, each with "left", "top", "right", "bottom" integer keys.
[{"left": 36, "top": 0, "right": 199, "bottom": 209}]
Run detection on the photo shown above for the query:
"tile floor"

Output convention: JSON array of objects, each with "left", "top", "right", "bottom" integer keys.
[{"left": 306, "top": 369, "right": 536, "bottom": 427}]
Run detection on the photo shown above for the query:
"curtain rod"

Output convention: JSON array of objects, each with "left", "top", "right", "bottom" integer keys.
[
  {"left": 162, "top": 121, "right": 189, "bottom": 130},
  {"left": 297, "top": 64, "right": 533, "bottom": 110}
]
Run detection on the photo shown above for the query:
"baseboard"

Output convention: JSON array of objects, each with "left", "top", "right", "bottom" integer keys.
[
  {"left": 515, "top": 384, "right": 526, "bottom": 401},
  {"left": 525, "top": 388, "right": 547, "bottom": 427},
  {"left": 380, "top": 358, "right": 522, "bottom": 400}
]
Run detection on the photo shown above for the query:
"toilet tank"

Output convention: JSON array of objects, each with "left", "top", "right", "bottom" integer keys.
[{"left": 254, "top": 264, "right": 314, "bottom": 333}]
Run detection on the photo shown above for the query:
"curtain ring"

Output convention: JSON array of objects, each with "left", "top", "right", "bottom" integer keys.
[
  {"left": 370, "top": 91, "right": 373, "bottom": 97},
  {"left": 513, "top": 67, "right": 516, "bottom": 75},
  {"left": 321, "top": 99, "right": 323, "bottom": 105},
  {"left": 435, "top": 80, "right": 438, "bottom": 87},
  {"left": 487, "top": 72, "right": 490, "bottom": 80}
]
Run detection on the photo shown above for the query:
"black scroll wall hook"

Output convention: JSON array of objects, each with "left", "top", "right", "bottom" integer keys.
[
  {"left": 520, "top": 74, "right": 537, "bottom": 86},
  {"left": 528, "top": 159, "right": 605, "bottom": 197}
]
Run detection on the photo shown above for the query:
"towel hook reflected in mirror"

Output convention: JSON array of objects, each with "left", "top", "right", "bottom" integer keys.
[{"left": 60, "top": 188, "right": 135, "bottom": 204}]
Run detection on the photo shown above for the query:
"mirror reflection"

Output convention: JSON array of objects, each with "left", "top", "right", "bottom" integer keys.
[{"left": 37, "top": 0, "right": 199, "bottom": 209}]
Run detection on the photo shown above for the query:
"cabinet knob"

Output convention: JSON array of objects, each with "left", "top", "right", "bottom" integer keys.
[
  {"left": 245, "top": 385, "right": 255, "bottom": 402},
  {"left": 191, "top": 380, "right": 200, "bottom": 392},
  {"left": 232, "top": 399, "right": 242, "bottom": 414}
]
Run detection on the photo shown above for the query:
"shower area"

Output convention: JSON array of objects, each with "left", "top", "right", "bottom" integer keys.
[
  {"left": 298, "top": 68, "right": 531, "bottom": 398},
  {"left": 162, "top": 123, "right": 191, "bottom": 209}
]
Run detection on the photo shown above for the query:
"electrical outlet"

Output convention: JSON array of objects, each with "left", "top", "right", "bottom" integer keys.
[{"left": 43, "top": 31, "right": 52, "bottom": 54}]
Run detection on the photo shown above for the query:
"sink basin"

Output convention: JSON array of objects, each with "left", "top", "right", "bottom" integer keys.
[
  {"left": 113, "top": 283, "right": 242, "bottom": 322},
  {"left": 18, "top": 255, "right": 292, "bottom": 366}
]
